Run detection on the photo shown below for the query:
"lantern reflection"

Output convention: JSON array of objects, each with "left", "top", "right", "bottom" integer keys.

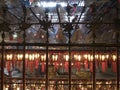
[{"left": 3, "top": 80, "right": 117, "bottom": 90}]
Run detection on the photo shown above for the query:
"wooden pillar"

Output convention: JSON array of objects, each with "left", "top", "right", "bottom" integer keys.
[
  {"left": 1, "top": 32, "right": 5, "bottom": 90},
  {"left": 23, "top": 30, "right": 26, "bottom": 90},
  {"left": 68, "top": 31, "right": 71, "bottom": 90},
  {"left": 92, "top": 28, "right": 96, "bottom": 90},
  {"left": 45, "top": 22, "right": 49, "bottom": 90}
]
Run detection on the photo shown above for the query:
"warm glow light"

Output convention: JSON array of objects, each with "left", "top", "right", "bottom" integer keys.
[
  {"left": 9, "top": 54, "right": 13, "bottom": 60},
  {"left": 84, "top": 54, "right": 88, "bottom": 59},
  {"left": 87, "top": 54, "right": 91, "bottom": 61},
  {"left": 25, "top": 53, "right": 29, "bottom": 59},
  {"left": 5, "top": 51, "right": 118, "bottom": 63},
  {"left": 106, "top": 54, "right": 109, "bottom": 59},
  {"left": 90, "top": 55, "right": 93, "bottom": 61},
  {"left": 71, "top": 62, "right": 74, "bottom": 66},
  {"left": 29, "top": 54, "right": 32, "bottom": 60},
  {"left": 52, "top": 54, "right": 58, "bottom": 61},
  {"left": 13, "top": 32, "right": 17, "bottom": 39},
  {"left": 60, "top": 63, "right": 62, "bottom": 66},
  {"left": 17, "top": 87, "right": 20, "bottom": 90},
  {"left": 74, "top": 54, "right": 77, "bottom": 59},
  {"left": 32, "top": 54, "right": 35, "bottom": 60},
  {"left": 41, "top": 54, "right": 46, "bottom": 61},
  {"left": 77, "top": 55, "right": 81, "bottom": 61},
  {"left": 64, "top": 55, "right": 69, "bottom": 61},
  {"left": 5, "top": 88, "right": 8, "bottom": 90},
  {"left": 41, "top": 35, "right": 44, "bottom": 38},
  {"left": 112, "top": 55, "right": 116, "bottom": 61},
  {"left": 55, "top": 55, "right": 58, "bottom": 61},
  {"left": 101, "top": 55, "right": 105, "bottom": 61},
  {"left": 34, "top": 53, "right": 39, "bottom": 59},
  {"left": 13, "top": 84, "right": 16, "bottom": 88},
  {"left": 95, "top": 54, "right": 99, "bottom": 59},
  {"left": 6, "top": 54, "right": 13, "bottom": 60},
  {"left": 17, "top": 54, "right": 23, "bottom": 60}
]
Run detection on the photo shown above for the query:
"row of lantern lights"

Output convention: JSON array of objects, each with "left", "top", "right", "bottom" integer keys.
[
  {"left": 5, "top": 52, "right": 117, "bottom": 61},
  {"left": 4, "top": 80, "right": 117, "bottom": 90}
]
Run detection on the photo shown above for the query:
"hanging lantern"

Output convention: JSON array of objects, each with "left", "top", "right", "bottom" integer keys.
[
  {"left": 41, "top": 54, "right": 46, "bottom": 62},
  {"left": 77, "top": 55, "right": 81, "bottom": 61},
  {"left": 17, "top": 54, "right": 23, "bottom": 60},
  {"left": 64, "top": 54, "right": 69, "bottom": 72},
  {"left": 101, "top": 55, "right": 107, "bottom": 73},
  {"left": 35, "top": 59, "right": 39, "bottom": 69},
  {"left": 77, "top": 61, "right": 81, "bottom": 70},
  {"left": 112, "top": 55, "right": 117, "bottom": 73},
  {"left": 6, "top": 54, "right": 13, "bottom": 73},
  {"left": 52, "top": 54, "right": 58, "bottom": 70},
  {"left": 89, "top": 55, "right": 93, "bottom": 72},
  {"left": 41, "top": 62, "right": 45, "bottom": 73},
  {"left": 84, "top": 59, "right": 88, "bottom": 69},
  {"left": 64, "top": 61, "right": 68, "bottom": 72}
]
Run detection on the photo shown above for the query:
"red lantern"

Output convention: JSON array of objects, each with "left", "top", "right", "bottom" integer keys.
[
  {"left": 35, "top": 60, "right": 39, "bottom": 69},
  {"left": 54, "top": 62, "right": 58, "bottom": 70},
  {"left": 41, "top": 62, "right": 45, "bottom": 73},
  {"left": 77, "top": 61, "right": 81, "bottom": 70},
  {"left": 84, "top": 60, "right": 88, "bottom": 69},
  {"left": 29, "top": 61, "right": 34, "bottom": 73},
  {"left": 25, "top": 60, "right": 28, "bottom": 69},
  {"left": 112, "top": 61, "right": 116, "bottom": 73},
  {"left": 64, "top": 61, "right": 69, "bottom": 72},
  {"left": 101, "top": 61, "right": 106, "bottom": 72},
  {"left": 90, "top": 62, "right": 93, "bottom": 72},
  {"left": 6, "top": 61, "right": 11, "bottom": 72}
]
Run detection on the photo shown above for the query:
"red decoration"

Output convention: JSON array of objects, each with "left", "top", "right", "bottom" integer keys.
[
  {"left": 64, "top": 61, "right": 69, "bottom": 72},
  {"left": 54, "top": 62, "right": 58, "bottom": 70},
  {"left": 41, "top": 62, "right": 45, "bottom": 72},
  {"left": 101, "top": 61, "right": 108, "bottom": 73},
  {"left": 112, "top": 61, "right": 117, "bottom": 73},
  {"left": 29, "top": 61, "right": 34, "bottom": 73},
  {"left": 77, "top": 61, "right": 81, "bottom": 70},
  {"left": 96, "top": 61, "right": 99, "bottom": 70},
  {"left": 84, "top": 60, "right": 88, "bottom": 69},
  {"left": 25, "top": 60, "right": 28, "bottom": 69},
  {"left": 6, "top": 61, "right": 11, "bottom": 72},
  {"left": 35, "top": 60, "right": 39, "bottom": 69},
  {"left": 90, "top": 62, "right": 93, "bottom": 72},
  {"left": 12, "top": 60, "right": 15, "bottom": 68}
]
